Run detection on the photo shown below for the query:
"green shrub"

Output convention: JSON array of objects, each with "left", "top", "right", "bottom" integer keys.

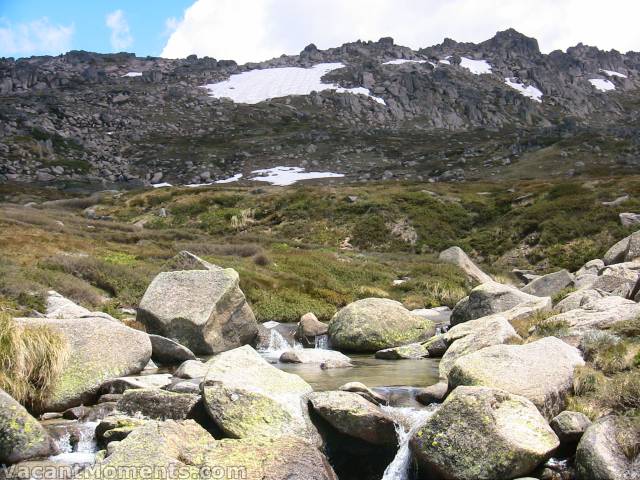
[
  {"left": 612, "top": 317, "right": 640, "bottom": 338},
  {"left": 581, "top": 331, "right": 629, "bottom": 374}
]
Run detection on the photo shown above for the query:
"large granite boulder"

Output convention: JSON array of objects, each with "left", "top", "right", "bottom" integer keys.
[
  {"left": 448, "top": 337, "right": 585, "bottom": 418},
  {"left": 295, "top": 312, "right": 329, "bottom": 347},
  {"left": 200, "top": 346, "right": 319, "bottom": 444},
  {"left": 308, "top": 391, "right": 397, "bottom": 446},
  {"left": 45, "top": 290, "right": 92, "bottom": 318},
  {"left": 0, "top": 389, "right": 56, "bottom": 464},
  {"left": 604, "top": 231, "right": 639, "bottom": 265},
  {"left": 521, "top": 270, "right": 574, "bottom": 297},
  {"left": 409, "top": 386, "right": 559, "bottom": 480},
  {"left": 162, "top": 250, "right": 219, "bottom": 271},
  {"left": 15, "top": 317, "right": 151, "bottom": 413},
  {"left": 439, "top": 246, "right": 493, "bottom": 284},
  {"left": 555, "top": 289, "right": 611, "bottom": 313},
  {"left": 451, "top": 282, "right": 551, "bottom": 326},
  {"left": 439, "top": 313, "right": 522, "bottom": 379},
  {"left": 137, "top": 269, "right": 258, "bottom": 355},
  {"left": 81, "top": 420, "right": 337, "bottom": 480},
  {"left": 328, "top": 298, "right": 435, "bottom": 352},
  {"left": 575, "top": 416, "right": 640, "bottom": 480},
  {"left": 375, "top": 343, "right": 428, "bottom": 359}
]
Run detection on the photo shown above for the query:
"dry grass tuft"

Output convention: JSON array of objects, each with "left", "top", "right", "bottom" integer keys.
[{"left": 0, "top": 312, "right": 69, "bottom": 408}]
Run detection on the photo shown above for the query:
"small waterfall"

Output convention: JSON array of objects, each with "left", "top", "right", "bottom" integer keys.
[
  {"left": 266, "top": 328, "right": 291, "bottom": 352},
  {"left": 49, "top": 421, "right": 99, "bottom": 465},
  {"left": 380, "top": 407, "right": 435, "bottom": 480},
  {"left": 314, "top": 334, "right": 330, "bottom": 349}
]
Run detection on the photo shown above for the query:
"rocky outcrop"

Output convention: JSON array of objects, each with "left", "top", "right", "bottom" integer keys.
[
  {"left": 438, "top": 246, "right": 492, "bottom": 284},
  {"left": 15, "top": 317, "right": 151, "bottom": 413},
  {"left": 173, "top": 360, "right": 207, "bottom": 379},
  {"left": 550, "top": 411, "right": 591, "bottom": 445},
  {"left": 0, "top": 389, "right": 56, "bottom": 465},
  {"left": 308, "top": 391, "right": 397, "bottom": 446},
  {"left": 604, "top": 231, "right": 640, "bottom": 265},
  {"left": 328, "top": 298, "right": 435, "bottom": 352},
  {"left": 575, "top": 416, "right": 640, "bottom": 480},
  {"left": 200, "top": 346, "right": 319, "bottom": 444},
  {"left": 162, "top": 250, "right": 219, "bottom": 271},
  {"left": 521, "top": 269, "right": 574, "bottom": 297},
  {"left": 82, "top": 420, "right": 337, "bottom": 480},
  {"left": 137, "top": 269, "right": 258, "bottom": 355},
  {"left": 451, "top": 281, "right": 551, "bottom": 326},
  {"left": 448, "top": 337, "right": 585, "bottom": 418},
  {"left": 148, "top": 334, "right": 197, "bottom": 365},
  {"left": 620, "top": 212, "right": 640, "bottom": 227},
  {"left": 409, "top": 386, "right": 559, "bottom": 480}
]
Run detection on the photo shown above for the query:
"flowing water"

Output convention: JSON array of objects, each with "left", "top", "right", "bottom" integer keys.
[
  {"left": 380, "top": 406, "right": 437, "bottom": 480},
  {"left": 314, "top": 334, "right": 330, "bottom": 349},
  {"left": 47, "top": 421, "right": 99, "bottom": 466}
]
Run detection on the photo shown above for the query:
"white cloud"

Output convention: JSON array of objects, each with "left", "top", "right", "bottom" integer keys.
[
  {"left": 106, "top": 9, "right": 133, "bottom": 51},
  {"left": 162, "top": 0, "right": 640, "bottom": 63},
  {"left": 0, "top": 17, "right": 74, "bottom": 57}
]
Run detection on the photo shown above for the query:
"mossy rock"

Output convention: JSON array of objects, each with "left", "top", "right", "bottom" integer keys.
[
  {"left": 328, "top": 298, "right": 435, "bottom": 352},
  {"left": 0, "top": 388, "right": 56, "bottom": 465},
  {"left": 409, "top": 386, "right": 559, "bottom": 480}
]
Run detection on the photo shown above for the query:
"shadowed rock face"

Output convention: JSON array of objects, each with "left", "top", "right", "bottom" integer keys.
[
  {"left": 137, "top": 269, "right": 258, "bottom": 355},
  {"left": 3, "top": 30, "right": 640, "bottom": 188},
  {"left": 410, "top": 386, "right": 559, "bottom": 480}
]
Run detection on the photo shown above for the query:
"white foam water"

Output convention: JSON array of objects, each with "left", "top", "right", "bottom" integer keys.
[
  {"left": 49, "top": 421, "right": 99, "bottom": 466},
  {"left": 314, "top": 334, "right": 330, "bottom": 349},
  {"left": 380, "top": 406, "right": 435, "bottom": 480}
]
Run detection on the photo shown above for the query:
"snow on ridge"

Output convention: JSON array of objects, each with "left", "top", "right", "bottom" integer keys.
[
  {"left": 152, "top": 182, "right": 172, "bottom": 188},
  {"left": 504, "top": 78, "right": 543, "bottom": 103},
  {"left": 589, "top": 78, "right": 616, "bottom": 92},
  {"left": 383, "top": 59, "right": 428, "bottom": 65},
  {"left": 122, "top": 72, "right": 143, "bottom": 77},
  {"left": 460, "top": 57, "right": 492, "bottom": 75},
  {"left": 186, "top": 173, "right": 243, "bottom": 188},
  {"left": 202, "top": 63, "right": 385, "bottom": 105},
  {"left": 250, "top": 166, "right": 344, "bottom": 186},
  {"left": 600, "top": 69, "right": 627, "bottom": 79}
]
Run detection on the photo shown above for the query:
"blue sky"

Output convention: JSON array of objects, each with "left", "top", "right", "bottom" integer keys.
[
  {"left": 0, "top": 0, "right": 192, "bottom": 57},
  {"left": 2, "top": 1, "right": 640, "bottom": 63}
]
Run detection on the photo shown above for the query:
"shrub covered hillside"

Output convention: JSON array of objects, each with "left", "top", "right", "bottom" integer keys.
[{"left": 1, "top": 176, "right": 639, "bottom": 322}]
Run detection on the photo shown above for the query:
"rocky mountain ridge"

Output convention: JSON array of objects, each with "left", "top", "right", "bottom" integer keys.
[{"left": 1, "top": 28, "right": 640, "bottom": 188}]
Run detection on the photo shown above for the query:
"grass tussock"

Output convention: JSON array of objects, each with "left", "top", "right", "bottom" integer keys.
[
  {"left": 511, "top": 309, "right": 568, "bottom": 340},
  {"left": 580, "top": 331, "right": 630, "bottom": 374},
  {"left": 0, "top": 312, "right": 69, "bottom": 408}
]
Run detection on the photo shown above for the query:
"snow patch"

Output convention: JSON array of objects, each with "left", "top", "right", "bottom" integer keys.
[
  {"left": 186, "top": 173, "right": 243, "bottom": 188},
  {"left": 438, "top": 57, "right": 451, "bottom": 65},
  {"left": 600, "top": 69, "right": 627, "bottom": 79},
  {"left": 589, "top": 78, "right": 616, "bottom": 92},
  {"left": 504, "top": 78, "right": 543, "bottom": 103},
  {"left": 383, "top": 59, "right": 428, "bottom": 65},
  {"left": 122, "top": 72, "right": 142, "bottom": 77},
  {"left": 250, "top": 166, "right": 344, "bottom": 186},
  {"left": 202, "top": 63, "right": 385, "bottom": 105},
  {"left": 151, "top": 182, "right": 172, "bottom": 188},
  {"left": 460, "top": 57, "right": 492, "bottom": 75}
]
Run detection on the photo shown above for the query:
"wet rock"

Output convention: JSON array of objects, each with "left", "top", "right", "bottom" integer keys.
[
  {"left": 308, "top": 391, "right": 397, "bottom": 446},
  {"left": 416, "top": 381, "right": 449, "bottom": 405},
  {"left": 100, "top": 374, "right": 173, "bottom": 394},
  {"left": 421, "top": 335, "right": 448, "bottom": 357},
  {"left": 448, "top": 337, "right": 585, "bottom": 419},
  {"left": 0, "top": 388, "right": 56, "bottom": 465},
  {"left": 295, "top": 312, "right": 329, "bottom": 347},
  {"left": 280, "top": 349, "right": 352, "bottom": 365},
  {"left": 410, "top": 386, "right": 559, "bottom": 480},
  {"left": 338, "top": 382, "right": 387, "bottom": 406},
  {"left": 95, "top": 415, "right": 147, "bottom": 446},
  {"left": 148, "top": 334, "right": 197, "bottom": 365},
  {"left": 374, "top": 343, "right": 428, "bottom": 359},
  {"left": 137, "top": 269, "right": 258, "bottom": 355},
  {"left": 328, "top": 298, "right": 435, "bottom": 352}
]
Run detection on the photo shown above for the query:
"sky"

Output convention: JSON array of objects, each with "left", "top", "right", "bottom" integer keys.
[{"left": 1, "top": 0, "right": 640, "bottom": 63}]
